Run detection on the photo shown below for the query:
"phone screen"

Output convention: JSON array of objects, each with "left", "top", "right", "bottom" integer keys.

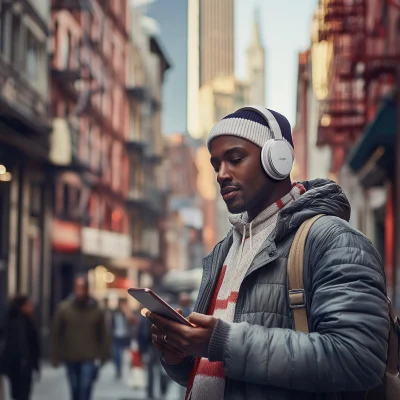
[{"left": 127, "top": 288, "right": 194, "bottom": 326}]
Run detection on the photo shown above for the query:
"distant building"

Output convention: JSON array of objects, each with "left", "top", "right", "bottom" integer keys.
[
  {"left": 147, "top": 0, "right": 188, "bottom": 133},
  {"left": 187, "top": 0, "right": 235, "bottom": 139},
  {"left": 291, "top": 49, "right": 331, "bottom": 183},
  {"left": 246, "top": 7, "right": 266, "bottom": 106},
  {"left": 164, "top": 133, "right": 204, "bottom": 271}
]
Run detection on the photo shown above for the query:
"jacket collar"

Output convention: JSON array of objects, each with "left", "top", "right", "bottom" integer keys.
[{"left": 203, "top": 179, "right": 351, "bottom": 277}]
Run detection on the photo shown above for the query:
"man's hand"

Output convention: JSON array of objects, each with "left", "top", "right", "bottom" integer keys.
[
  {"left": 151, "top": 323, "right": 187, "bottom": 365},
  {"left": 148, "top": 311, "right": 218, "bottom": 360}
]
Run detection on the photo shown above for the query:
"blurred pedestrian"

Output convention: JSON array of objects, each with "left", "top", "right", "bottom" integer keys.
[
  {"left": 51, "top": 274, "right": 110, "bottom": 400},
  {"left": 111, "top": 298, "right": 137, "bottom": 379},
  {"left": 0, "top": 295, "right": 40, "bottom": 400},
  {"left": 177, "top": 292, "right": 192, "bottom": 318},
  {"left": 138, "top": 292, "right": 172, "bottom": 400}
]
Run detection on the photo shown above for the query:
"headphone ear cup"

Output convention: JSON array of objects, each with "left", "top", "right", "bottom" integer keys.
[{"left": 261, "top": 140, "right": 294, "bottom": 180}]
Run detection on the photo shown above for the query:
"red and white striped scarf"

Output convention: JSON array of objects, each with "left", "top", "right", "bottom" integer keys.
[{"left": 188, "top": 183, "right": 306, "bottom": 400}]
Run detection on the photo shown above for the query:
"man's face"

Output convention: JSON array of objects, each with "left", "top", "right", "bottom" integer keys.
[
  {"left": 210, "top": 135, "right": 271, "bottom": 214},
  {"left": 74, "top": 277, "right": 89, "bottom": 302}
]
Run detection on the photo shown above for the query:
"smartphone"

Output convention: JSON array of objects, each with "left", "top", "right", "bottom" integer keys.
[{"left": 127, "top": 288, "right": 194, "bottom": 327}]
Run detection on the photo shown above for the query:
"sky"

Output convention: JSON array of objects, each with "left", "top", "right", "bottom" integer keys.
[
  {"left": 235, "top": 0, "right": 317, "bottom": 126},
  {"left": 146, "top": 0, "right": 317, "bottom": 133}
]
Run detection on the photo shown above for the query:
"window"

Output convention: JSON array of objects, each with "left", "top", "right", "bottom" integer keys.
[
  {"left": 0, "top": 0, "right": 8, "bottom": 56},
  {"left": 87, "top": 120, "right": 92, "bottom": 164},
  {"left": 382, "top": 1, "right": 389, "bottom": 29},
  {"left": 11, "top": 13, "right": 21, "bottom": 67},
  {"left": 61, "top": 31, "right": 72, "bottom": 69},
  {"left": 62, "top": 184, "right": 70, "bottom": 218},
  {"left": 26, "top": 31, "right": 39, "bottom": 81}
]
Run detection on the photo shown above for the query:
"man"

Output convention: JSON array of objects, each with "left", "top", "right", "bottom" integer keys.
[
  {"left": 111, "top": 298, "right": 136, "bottom": 379},
  {"left": 148, "top": 107, "right": 390, "bottom": 399},
  {"left": 52, "top": 275, "right": 110, "bottom": 400}
]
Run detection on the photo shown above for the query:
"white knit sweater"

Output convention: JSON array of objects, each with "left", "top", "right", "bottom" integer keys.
[{"left": 190, "top": 183, "right": 305, "bottom": 400}]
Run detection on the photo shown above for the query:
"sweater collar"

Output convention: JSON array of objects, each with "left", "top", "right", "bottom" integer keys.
[{"left": 229, "top": 182, "right": 305, "bottom": 238}]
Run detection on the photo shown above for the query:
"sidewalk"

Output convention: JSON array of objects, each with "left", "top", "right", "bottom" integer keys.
[{"left": 31, "top": 361, "right": 182, "bottom": 400}]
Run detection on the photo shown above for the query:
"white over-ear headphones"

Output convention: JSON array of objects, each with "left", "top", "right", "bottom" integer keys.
[{"left": 237, "top": 105, "right": 294, "bottom": 181}]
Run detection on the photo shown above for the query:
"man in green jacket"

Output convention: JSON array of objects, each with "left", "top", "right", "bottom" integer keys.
[
  {"left": 52, "top": 275, "right": 110, "bottom": 400},
  {"left": 148, "top": 106, "right": 390, "bottom": 399}
]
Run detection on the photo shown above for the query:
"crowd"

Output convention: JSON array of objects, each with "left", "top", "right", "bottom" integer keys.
[{"left": 0, "top": 275, "right": 192, "bottom": 400}]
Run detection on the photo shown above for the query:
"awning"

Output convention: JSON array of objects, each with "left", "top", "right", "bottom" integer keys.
[{"left": 348, "top": 95, "right": 396, "bottom": 175}]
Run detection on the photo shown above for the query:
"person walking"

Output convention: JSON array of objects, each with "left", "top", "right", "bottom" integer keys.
[
  {"left": 1, "top": 295, "right": 40, "bottom": 400},
  {"left": 51, "top": 275, "right": 110, "bottom": 400},
  {"left": 111, "top": 298, "right": 136, "bottom": 380},
  {"left": 149, "top": 106, "right": 394, "bottom": 399}
]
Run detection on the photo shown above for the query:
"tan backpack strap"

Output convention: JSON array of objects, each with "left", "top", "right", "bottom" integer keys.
[
  {"left": 288, "top": 214, "right": 325, "bottom": 333},
  {"left": 386, "top": 298, "right": 399, "bottom": 375}
]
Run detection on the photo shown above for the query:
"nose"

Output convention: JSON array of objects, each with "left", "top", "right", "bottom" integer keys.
[{"left": 217, "top": 162, "right": 232, "bottom": 185}]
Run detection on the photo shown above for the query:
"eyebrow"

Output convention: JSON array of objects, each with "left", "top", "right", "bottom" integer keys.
[{"left": 210, "top": 146, "right": 246, "bottom": 163}]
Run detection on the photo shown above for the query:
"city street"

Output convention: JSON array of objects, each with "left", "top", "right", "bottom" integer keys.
[{"left": 29, "top": 361, "right": 182, "bottom": 400}]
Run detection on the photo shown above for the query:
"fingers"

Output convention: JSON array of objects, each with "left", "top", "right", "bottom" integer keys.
[
  {"left": 152, "top": 333, "right": 185, "bottom": 356},
  {"left": 148, "top": 311, "right": 191, "bottom": 335},
  {"left": 188, "top": 312, "right": 215, "bottom": 328},
  {"left": 151, "top": 325, "right": 185, "bottom": 355}
]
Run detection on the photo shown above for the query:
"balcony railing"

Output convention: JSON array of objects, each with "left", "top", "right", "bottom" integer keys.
[
  {"left": 52, "top": 0, "right": 92, "bottom": 11},
  {"left": 126, "top": 138, "right": 146, "bottom": 153},
  {"left": 127, "top": 185, "right": 166, "bottom": 216},
  {"left": 0, "top": 57, "right": 50, "bottom": 136},
  {"left": 126, "top": 86, "right": 149, "bottom": 102}
]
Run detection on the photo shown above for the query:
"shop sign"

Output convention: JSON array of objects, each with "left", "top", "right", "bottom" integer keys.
[
  {"left": 81, "top": 227, "right": 131, "bottom": 259},
  {"left": 52, "top": 219, "right": 81, "bottom": 252}
]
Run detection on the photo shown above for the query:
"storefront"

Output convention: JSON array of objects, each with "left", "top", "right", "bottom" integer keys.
[{"left": 348, "top": 94, "right": 397, "bottom": 303}]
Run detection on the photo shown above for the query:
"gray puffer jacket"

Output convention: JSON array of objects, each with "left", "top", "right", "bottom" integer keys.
[{"left": 162, "top": 179, "right": 390, "bottom": 399}]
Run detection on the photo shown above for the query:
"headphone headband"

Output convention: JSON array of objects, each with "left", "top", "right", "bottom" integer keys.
[{"left": 237, "top": 105, "right": 283, "bottom": 141}]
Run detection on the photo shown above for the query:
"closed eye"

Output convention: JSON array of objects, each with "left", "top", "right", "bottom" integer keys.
[{"left": 230, "top": 158, "right": 242, "bottom": 165}]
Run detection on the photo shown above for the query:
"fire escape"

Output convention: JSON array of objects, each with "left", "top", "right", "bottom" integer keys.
[
  {"left": 318, "top": 0, "right": 400, "bottom": 178},
  {"left": 316, "top": 0, "right": 366, "bottom": 177},
  {"left": 51, "top": 0, "right": 105, "bottom": 173},
  {"left": 51, "top": 0, "right": 107, "bottom": 226}
]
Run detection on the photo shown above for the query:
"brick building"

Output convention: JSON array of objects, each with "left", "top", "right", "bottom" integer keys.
[
  {"left": 164, "top": 133, "right": 203, "bottom": 273},
  {"left": 50, "top": 0, "right": 132, "bottom": 307},
  {"left": 0, "top": 0, "right": 52, "bottom": 339},
  {"left": 304, "top": 0, "right": 400, "bottom": 308}
]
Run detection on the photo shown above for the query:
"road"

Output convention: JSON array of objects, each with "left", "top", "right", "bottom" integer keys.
[{"left": 28, "top": 359, "right": 183, "bottom": 400}]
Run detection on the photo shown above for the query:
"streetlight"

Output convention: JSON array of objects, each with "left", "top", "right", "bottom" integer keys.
[
  {"left": 0, "top": 172, "right": 12, "bottom": 182},
  {"left": 0, "top": 165, "right": 6, "bottom": 175}
]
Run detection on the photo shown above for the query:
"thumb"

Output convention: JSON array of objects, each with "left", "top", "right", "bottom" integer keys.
[
  {"left": 176, "top": 308, "right": 183, "bottom": 315},
  {"left": 188, "top": 312, "right": 213, "bottom": 327}
]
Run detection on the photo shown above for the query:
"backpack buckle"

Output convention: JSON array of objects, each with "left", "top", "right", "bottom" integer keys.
[{"left": 289, "top": 289, "right": 306, "bottom": 309}]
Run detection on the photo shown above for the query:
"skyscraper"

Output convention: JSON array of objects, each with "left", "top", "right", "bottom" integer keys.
[
  {"left": 187, "top": 0, "right": 235, "bottom": 139},
  {"left": 246, "top": 6, "right": 266, "bottom": 106}
]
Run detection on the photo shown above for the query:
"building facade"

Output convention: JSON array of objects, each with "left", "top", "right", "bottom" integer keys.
[
  {"left": 0, "top": 0, "right": 52, "bottom": 343},
  {"left": 50, "top": 0, "right": 131, "bottom": 309},
  {"left": 246, "top": 9, "right": 266, "bottom": 107},
  {"left": 164, "top": 133, "right": 204, "bottom": 272},
  {"left": 291, "top": 44, "right": 331, "bottom": 182},
  {"left": 309, "top": 0, "right": 400, "bottom": 309},
  {"left": 126, "top": 4, "right": 170, "bottom": 293},
  {"left": 187, "top": 0, "right": 235, "bottom": 139},
  {"left": 147, "top": 0, "right": 188, "bottom": 134}
]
